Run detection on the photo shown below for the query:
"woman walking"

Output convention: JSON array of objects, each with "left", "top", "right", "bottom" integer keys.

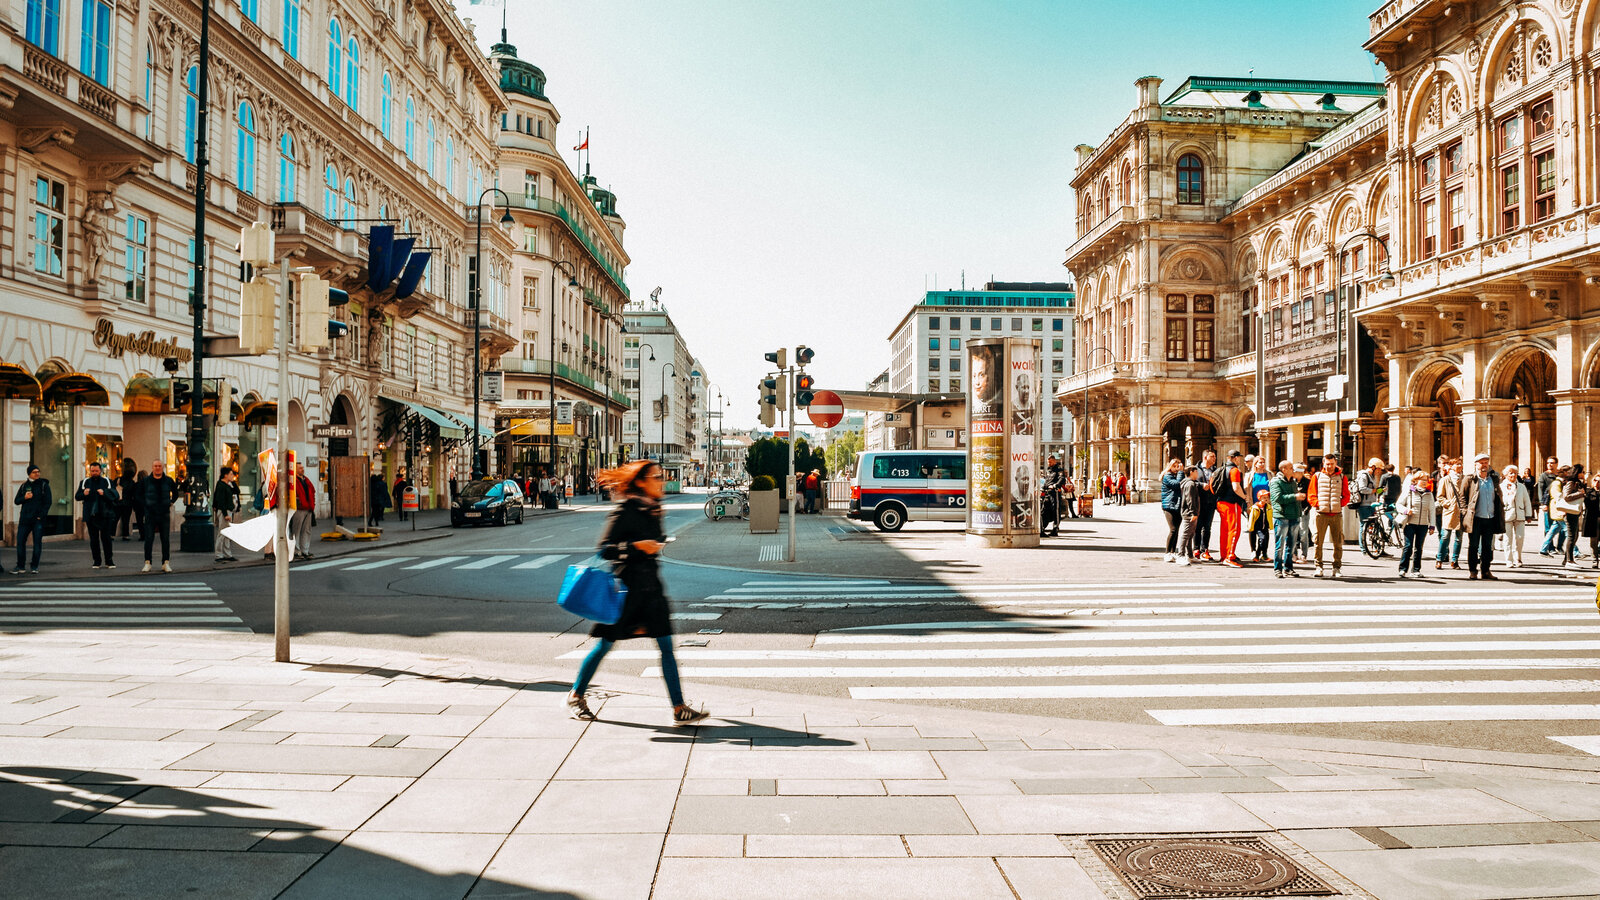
[
  {"left": 566, "top": 460, "right": 707, "bottom": 725},
  {"left": 1557, "top": 464, "right": 1586, "bottom": 568}
]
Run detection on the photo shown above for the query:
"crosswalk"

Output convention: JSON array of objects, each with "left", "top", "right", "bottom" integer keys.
[
  {"left": 560, "top": 575, "right": 1600, "bottom": 748},
  {"left": 293, "top": 552, "right": 580, "bottom": 573},
  {"left": 0, "top": 581, "right": 248, "bottom": 633}
]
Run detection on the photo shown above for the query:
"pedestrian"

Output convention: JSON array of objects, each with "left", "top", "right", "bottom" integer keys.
[
  {"left": 138, "top": 461, "right": 179, "bottom": 573},
  {"left": 1174, "top": 465, "right": 1202, "bottom": 567},
  {"left": 12, "top": 464, "right": 51, "bottom": 575},
  {"left": 1040, "top": 455, "right": 1065, "bottom": 537},
  {"left": 1394, "top": 470, "right": 1435, "bottom": 578},
  {"left": 1060, "top": 465, "right": 1078, "bottom": 519},
  {"left": 1584, "top": 474, "right": 1600, "bottom": 569},
  {"left": 1460, "top": 453, "right": 1504, "bottom": 579},
  {"left": 290, "top": 462, "right": 317, "bottom": 558},
  {"left": 1292, "top": 462, "right": 1313, "bottom": 562},
  {"left": 1269, "top": 460, "right": 1304, "bottom": 578},
  {"left": 1500, "top": 465, "right": 1534, "bottom": 567},
  {"left": 1160, "top": 458, "right": 1184, "bottom": 562},
  {"left": 74, "top": 461, "right": 119, "bottom": 571},
  {"left": 1213, "top": 450, "right": 1249, "bottom": 567},
  {"left": 1537, "top": 456, "right": 1563, "bottom": 557},
  {"left": 1247, "top": 487, "right": 1272, "bottom": 562},
  {"left": 1248, "top": 457, "right": 1271, "bottom": 515},
  {"left": 115, "top": 457, "right": 137, "bottom": 541},
  {"left": 1554, "top": 464, "right": 1586, "bottom": 568},
  {"left": 392, "top": 468, "right": 411, "bottom": 522},
  {"left": 566, "top": 460, "right": 708, "bottom": 725},
  {"left": 1194, "top": 449, "right": 1218, "bottom": 560},
  {"left": 368, "top": 471, "right": 390, "bottom": 525},
  {"left": 804, "top": 468, "right": 821, "bottom": 514},
  {"left": 213, "top": 467, "right": 240, "bottom": 561},
  {"left": 1307, "top": 451, "right": 1350, "bottom": 578},
  {"left": 1353, "top": 457, "right": 1384, "bottom": 533},
  {"left": 1116, "top": 471, "right": 1130, "bottom": 505},
  {"left": 1435, "top": 458, "right": 1463, "bottom": 569}
]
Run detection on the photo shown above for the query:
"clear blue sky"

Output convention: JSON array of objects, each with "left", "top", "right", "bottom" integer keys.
[{"left": 457, "top": 0, "right": 1382, "bottom": 428}]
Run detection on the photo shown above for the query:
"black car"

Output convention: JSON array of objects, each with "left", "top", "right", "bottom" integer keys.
[{"left": 450, "top": 478, "right": 527, "bottom": 527}]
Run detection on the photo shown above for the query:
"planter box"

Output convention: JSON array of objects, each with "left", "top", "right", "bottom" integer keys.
[{"left": 748, "top": 489, "right": 780, "bottom": 534}]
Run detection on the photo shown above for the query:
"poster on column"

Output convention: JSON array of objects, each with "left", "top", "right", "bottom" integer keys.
[
  {"left": 1007, "top": 341, "right": 1037, "bottom": 532},
  {"left": 967, "top": 341, "right": 1005, "bottom": 530}
]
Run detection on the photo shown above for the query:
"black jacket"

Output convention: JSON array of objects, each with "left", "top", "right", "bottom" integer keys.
[
  {"left": 591, "top": 497, "right": 672, "bottom": 641},
  {"left": 213, "top": 478, "right": 240, "bottom": 514},
  {"left": 116, "top": 473, "right": 138, "bottom": 510},
  {"left": 74, "top": 475, "right": 118, "bottom": 521},
  {"left": 15, "top": 478, "right": 51, "bottom": 520},
  {"left": 370, "top": 475, "right": 391, "bottom": 510},
  {"left": 138, "top": 474, "right": 180, "bottom": 519}
]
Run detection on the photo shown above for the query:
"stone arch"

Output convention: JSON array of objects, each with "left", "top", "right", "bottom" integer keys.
[
  {"left": 1163, "top": 139, "right": 1216, "bottom": 168},
  {"left": 1366, "top": 175, "right": 1395, "bottom": 237},
  {"left": 1408, "top": 357, "right": 1466, "bottom": 408},
  {"left": 1236, "top": 247, "right": 1259, "bottom": 284},
  {"left": 1160, "top": 245, "right": 1226, "bottom": 284},
  {"left": 1483, "top": 341, "right": 1558, "bottom": 400},
  {"left": 1290, "top": 211, "right": 1324, "bottom": 261},
  {"left": 1403, "top": 67, "right": 1470, "bottom": 142},
  {"left": 1578, "top": 336, "right": 1600, "bottom": 389},
  {"left": 1261, "top": 228, "right": 1290, "bottom": 271},
  {"left": 1094, "top": 274, "right": 1111, "bottom": 311},
  {"left": 1115, "top": 261, "right": 1134, "bottom": 297},
  {"left": 329, "top": 392, "right": 359, "bottom": 458},
  {"left": 1328, "top": 193, "right": 1365, "bottom": 240},
  {"left": 1160, "top": 412, "right": 1218, "bottom": 465},
  {"left": 1577, "top": 0, "right": 1600, "bottom": 57},
  {"left": 1480, "top": 10, "right": 1566, "bottom": 107},
  {"left": 285, "top": 399, "right": 308, "bottom": 445}
]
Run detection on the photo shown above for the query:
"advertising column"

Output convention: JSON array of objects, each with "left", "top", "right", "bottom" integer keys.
[{"left": 967, "top": 338, "right": 1040, "bottom": 548}]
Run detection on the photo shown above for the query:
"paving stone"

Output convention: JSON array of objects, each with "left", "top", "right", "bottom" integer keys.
[
  {"left": 1473, "top": 779, "right": 1600, "bottom": 822},
  {"left": 0, "top": 846, "right": 318, "bottom": 900},
  {"left": 1317, "top": 842, "right": 1600, "bottom": 900},
  {"left": 1142, "top": 776, "right": 1284, "bottom": 793},
  {"left": 959, "top": 793, "right": 1268, "bottom": 835},
  {"left": 166, "top": 729, "right": 292, "bottom": 744},
  {"left": 335, "top": 702, "right": 449, "bottom": 715},
  {"left": 671, "top": 796, "right": 975, "bottom": 835},
  {"left": 89, "top": 787, "right": 396, "bottom": 831},
  {"left": 473, "top": 833, "right": 664, "bottom": 899},
  {"left": 423, "top": 737, "right": 573, "bottom": 781},
  {"left": 554, "top": 735, "right": 691, "bottom": 780},
  {"left": 1269, "top": 758, "right": 1335, "bottom": 776},
  {"left": 281, "top": 733, "right": 391, "bottom": 747},
  {"left": 777, "top": 779, "right": 885, "bottom": 795},
  {"left": 0, "top": 782, "right": 133, "bottom": 823},
  {"left": 979, "top": 740, "right": 1031, "bottom": 751},
  {"left": 49, "top": 726, "right": 180, "bottom": 742},
  {"left": 749, "top": 778, "right": 777, "bottom": 796},
  {"left": 515, "top": 779, "right": 680, "bottom": 834},
  {"left": 1268, "top": 775, "right": 1408, "bottom": 791},
  {"left": 745, "top": 834, "right": 906, "bottom": 857},
  {"left": 254, "top": 711, "right": 484, "bottom": 737},
  {"left": 687, "top": 749, "right": 942, "bottom": 780},
  {"left": 1566, "top": 821, "right": 1600, "bottom": 840},
  {"left": 906, "top": 834, "right": 1071, "bottom": 857},
  {"left": 1380, "top": 821, "right": 1596, "bottom": 848},
  {"left": 65, "top": 768, "right": 216, "bottom": 787},
  {"left": 663, "top": 833, "right": 744, "bottom": 857},
  {"left": 336, "top": 776, "right": 413, "bottom": 795},
  {"left": 1229, "top": 788, "right": 1550, "bottom": 830},
  {"left": 202, "top": 773, "right": 348, "bottom": 792},
  {"left": 119, "top": 683, "right": 326, "bottom": 702},
  {"left": 393, "top": 735, "right": 458, "bottom": 750},
  {"left": 168, "top": 743, "right": 444, "bottom": 777},
  {"left": 999, "top": 856, "right": 1112, "bottom": 899},
  {"left": 279, "top": 831, "right": 502, "bottom": 900},
  {"left": 682, "top": 778, "right": 749, "bottom": 795},
  {"left": 1279, "top": 828, "right": 1382, "bottom": 851},
  {"left": 249, "top": 829, "right": 350, "bottom": 854},
  {"left": 884, "top": 779, "right": 1021, "bottom": 796},
  {"left": 0, "top": 736, "right": 208, "bottom": 770},
  {"left": 91, "top": 824, "right": 266, "bottom": 850},
  {"left": 933, "top": 749, "right": 1192, "bottom": 780},
  {"left": 0, "top": 822, "right": 117, "bottom": 847},
  {"left": 28, "top": 706, "right": 251, "bottom": 731},
  {"left": 650, "top": 857, "right": 1015, "bottom": 900},
  {"left": 364, "top": 779, "right": 542, "bottom": 833},
  {"left": 865, "top": 738, "right": 987, "bottom": 751},
  {"left": 1014, "top": 778, "right": 1154, "bottom": 795}
]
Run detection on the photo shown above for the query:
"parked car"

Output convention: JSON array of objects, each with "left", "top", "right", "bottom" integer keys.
[
  {"left": 848, "top": 450, "right": 967, "bottom": 531},
  {"left": 451, "top": 478, "right": 526, "bottom": 527}
]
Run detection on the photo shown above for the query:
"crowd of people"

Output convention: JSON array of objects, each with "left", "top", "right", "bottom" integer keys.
[{"left": 1158, "top": 449, "right": 1591, "bottom": 581}]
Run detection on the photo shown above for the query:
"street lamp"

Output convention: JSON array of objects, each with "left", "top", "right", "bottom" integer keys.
[
  {"left": 1333, "top": 231, "right": 1395, "bottom": 464},
  {"left": 180, "top": 0, "right": 215, "bottom": 554},
  {"left": 637, "top": 342, "right": 655, "bottom": 459},
  {"left": 1077, "top": 345, "right": 1120, "bottom": 493},
  {"left": 659, "top": 361, "right": 678, "bottom": 462},
  {"left": 471, "top": 187, "right": 514, "bottom": 479},
  {"left": 705, "top": 384, "right": 724, "bottom": 484},
  {"left": 548, "top": 257, "right": 579, "bottom": 478}
]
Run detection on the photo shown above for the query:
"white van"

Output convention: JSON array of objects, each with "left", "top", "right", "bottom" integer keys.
[{"left": 848, "top": 450, "right": 967, "bottom": 531}]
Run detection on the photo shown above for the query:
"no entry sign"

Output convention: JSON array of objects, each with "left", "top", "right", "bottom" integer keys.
[{"left": 807, "top": 390, "right": 844, "bottom": 428}]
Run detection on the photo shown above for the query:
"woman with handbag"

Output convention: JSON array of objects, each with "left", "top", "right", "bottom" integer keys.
[
  {"left": 1581, "top": 473, "right": 1600, "bottom": 570},
  {"left": 1435, "top": 459, "right": 1463, "bottom": 570},
  {"left": 1394, "top": 472, "right": 1435, "bottom": 578},
  {"left": 1556, "top": 464, "right": 1586, "bottom": 568},
  {"left": 566, "top": 460, "right": 708, "bottom": 725}
]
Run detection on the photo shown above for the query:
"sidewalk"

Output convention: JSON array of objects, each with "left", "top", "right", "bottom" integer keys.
[{"left": 2, "top": 633, "right": 1598, "bottom": 899}]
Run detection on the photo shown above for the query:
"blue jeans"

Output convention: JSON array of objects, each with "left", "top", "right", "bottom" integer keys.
[
  {"left": 1542, "top": 518, "right": 1567, "bottom": 554},
  {"left": 572, "top": 636, "right": 685, "bottom": 707},
  {"left": 1399, "top": 524, "right": 1428, "bottom": 572},
  {"left": 1435, "top": 528, "right": 1461, "bottom": 562},
  {"left": 1273, "top": 519, "right": 1298, "bottom": 572},
  {"left": 15, "top": 515, "right": 43, "bottom": 569}
]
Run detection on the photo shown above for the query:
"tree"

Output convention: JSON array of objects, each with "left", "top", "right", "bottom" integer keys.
[
  {"left": 827, "top": 429, "right": 863, "bottom": 475},
  {"left": 744, "top": 436, "right": 828, "bottom": 498}
]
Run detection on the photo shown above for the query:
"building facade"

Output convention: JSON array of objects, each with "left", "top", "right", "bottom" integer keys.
[
  {"left": 621, "top": 295, "right": 701, "bottom": 483},
  {"left": 0, "top": 0, "right": 513, "bottom": 534}
]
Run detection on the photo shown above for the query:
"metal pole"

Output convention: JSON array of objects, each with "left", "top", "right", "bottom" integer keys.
[
  {"left": 472, "top": 198, "right": 483, "bottom": 479},
  {"left": 786, "top": 364, "right": 797, "bottom": 562},
  {"left": 274, "top": 256, "right": 291, "bottom": 662},
  {"left": 182, "top": 0, "right": 215, "bottom": 553}
]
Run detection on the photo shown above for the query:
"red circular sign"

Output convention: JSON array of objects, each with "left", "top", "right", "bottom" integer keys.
[{"left": 807, "top": 390, "right": 845, "bottom": 428}]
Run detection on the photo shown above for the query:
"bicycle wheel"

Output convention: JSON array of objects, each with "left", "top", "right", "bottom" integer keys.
[
  {"left": 1361, "top": 518, "right": 1386, "bottom": 559},
  {"left": 704, "top": 498, "right": 720, "bottom": 521}
]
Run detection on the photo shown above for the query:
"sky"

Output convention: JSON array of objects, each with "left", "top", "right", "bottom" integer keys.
[{"left": 456, "top": 0, "right": 1383, "bottom": 428}]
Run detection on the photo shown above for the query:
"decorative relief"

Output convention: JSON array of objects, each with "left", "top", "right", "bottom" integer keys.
[
  {"left": 1467, "top": 36, "right": 1483, "bottom": 67},
  {"left": 81, "top": 190, "right": 114, "bottom": 286},
  {"left": 1533, "top": 35, "right": 1553, "bottom": 70},
  {"left": 1445, "top": 86, "right": 1463, "bottom": 119}
]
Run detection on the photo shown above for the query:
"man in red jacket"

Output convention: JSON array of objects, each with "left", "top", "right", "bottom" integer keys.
[{"left": 1307, "top": 452, "right": 1351, "bottom": 578}]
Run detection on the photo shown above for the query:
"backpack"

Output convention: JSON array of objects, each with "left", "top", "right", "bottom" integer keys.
[{"left": 1207, "top": 465, "right": 1230, "bottom": 498}]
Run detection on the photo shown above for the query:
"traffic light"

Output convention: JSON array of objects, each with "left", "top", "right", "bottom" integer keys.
[
  {"left": 795, "top": 345, "right": 815, "bottom": 366},
  {"left": 239, "top": 277, "right": 275, "bottom": 355},
  {"left": 298, "top": 274, "right": 330, "bottom": 352},
  {"left": 328, "top": 320, "right": 350, "bottom": 342},
  {"left": 759, "top": 376, "right": 781, "bottom": 427},
  {"left": 795, "top": 372, "right": 816, "bottom": 407},
  {"left": 764, "top": 348, "right": 787, "bottom": 369},
  {"left": 169, "top": 377, "right": 195, "bottom": 413}
]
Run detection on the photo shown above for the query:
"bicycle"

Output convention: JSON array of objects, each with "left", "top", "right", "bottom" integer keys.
[
  {"left": 704, "top": 489, "right": 750, "bottom": 521},
  {"left": 1360, "top": 505, "right": 1404, "bottom": 559}
]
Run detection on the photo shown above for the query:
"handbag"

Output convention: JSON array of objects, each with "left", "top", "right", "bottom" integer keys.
[
  {"left": 557, "top": 557, "right": 627, "bottom": 624},
  {"left": 1552, "top": 493, "right": 1583, "bottom": 517}
]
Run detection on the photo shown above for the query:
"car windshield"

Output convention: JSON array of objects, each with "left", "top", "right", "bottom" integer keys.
[{"left": 460, "top": 482, "right": 503, "bottom": 501}]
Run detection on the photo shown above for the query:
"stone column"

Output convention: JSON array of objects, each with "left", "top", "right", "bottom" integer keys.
[
  {"left": 1458, "top": 399, "right": 1516, "bottom": 462},
  {"left": 1285, "top": 423, "right": 1305, "bottom": 462},
  {"left": 1549, "top": 390, "right": 1600, "bottom": 470},
  {"left": 1255, "top": 428, "right": 1281, "bottom": 469},
  {"left": 1386, "top": 407, "right": 1437, "bottom": 469}
]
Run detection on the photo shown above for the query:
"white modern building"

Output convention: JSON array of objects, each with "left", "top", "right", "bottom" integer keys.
[{"left": 621, "top": 294, "right": 702, "bottom": 484}]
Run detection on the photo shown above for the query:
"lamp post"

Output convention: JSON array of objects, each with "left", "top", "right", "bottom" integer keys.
[
  {"left": 180, "top": 0, "right": 214, "bottom": 553},
  {"left": 705, "top": 384, "right": 724, "bottom": 485},
  {"left": 471, "top": 187, "right": 514, "bottom": 479},
  {"left": 659, "top": 361, "right": 677, "bottom": 462},
  {"left": 548, "top": 257, "right": 579, "bottom": 477},
  {"left": 1332, "top": 231, "right": 1395, "bottom": 465},
  {"left": 637, "top": 342, "right": 655, "bottom": 459},
  {"left": 601, "top": 366, "right": 613, "bottom": 472},
  {"left": 1077, "top": 346, "right": 1118, "bottom": 494}
]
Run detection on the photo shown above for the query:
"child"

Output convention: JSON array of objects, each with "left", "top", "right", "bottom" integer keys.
[{"left": 1247, "top": 488, "right": 1273, "bottom": 562}]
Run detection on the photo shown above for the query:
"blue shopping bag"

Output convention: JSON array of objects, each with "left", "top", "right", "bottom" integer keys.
[{"left": 557, "top": 559, "right": 627, "bottom": 624}]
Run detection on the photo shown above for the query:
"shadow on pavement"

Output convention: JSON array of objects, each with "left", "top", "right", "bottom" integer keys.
[
  {"left": 297, "top": 663, "right": 570, "bottom": 695},
  {"left": 0, "top": 767, "right": 584, "bottom": 900}
]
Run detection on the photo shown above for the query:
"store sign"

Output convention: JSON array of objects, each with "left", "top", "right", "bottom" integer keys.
[
  {"left": 92, "top": 318, "right": 192, "bottom": 363},
  {"left": 555, "top": 400, "right": 574, "bottom": 436},
  {"left": 1262, "top": 292, "right": 1338, "bottom": 420}
]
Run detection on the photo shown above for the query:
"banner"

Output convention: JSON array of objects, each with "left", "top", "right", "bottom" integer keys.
[
  {"left": 967, "top": 341, "right": 1005, "bottom": 530},
  {"left": 1007, "top": 342, "right": 1037, "bottom": 533}
]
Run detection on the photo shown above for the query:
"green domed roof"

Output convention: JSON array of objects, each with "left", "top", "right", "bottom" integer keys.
[{"left": 490, "top": 40, "right": 546, "bottom": 100}]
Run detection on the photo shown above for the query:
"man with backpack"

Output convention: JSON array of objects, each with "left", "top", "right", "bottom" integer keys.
[{"left": 1212, "top": 450, "right": 1248, "bottom": 567}]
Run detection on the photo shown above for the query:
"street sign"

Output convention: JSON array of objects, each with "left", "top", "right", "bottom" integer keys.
[
  {"left": 482, "top": 370, "right": 504, "bottom": 402},
  {"left": 312, "top": 424, "right": 355, "bottom": 439},
  {"left": 807, "top": 390, "right": 844, "bottom": 428}
]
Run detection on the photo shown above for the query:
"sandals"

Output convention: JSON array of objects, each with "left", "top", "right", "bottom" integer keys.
[{"left": 566, "top": 691, "right": 597, "bottom": 721}]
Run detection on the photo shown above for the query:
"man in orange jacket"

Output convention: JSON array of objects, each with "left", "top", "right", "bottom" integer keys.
[{"left": 1307, "top": 451, "right": 1351, "bottom": 577}]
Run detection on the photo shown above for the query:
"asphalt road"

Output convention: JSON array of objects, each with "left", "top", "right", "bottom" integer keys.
[{"left": 3, "top": 495, "right": 1598, "bottom": 758}]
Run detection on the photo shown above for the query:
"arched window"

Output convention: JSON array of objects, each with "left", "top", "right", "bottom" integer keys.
[
  {"left": 236, "top": 101, "right": 257, "bottom": 195},
  {"left": 426, "top": 116, "right": 436, "bottom": 177},
  {"left": 25, "top": 0, "right": 61, "bottom": 56},
  {"left": 444, "top": 137, "right": 455, "bottom": 196},
  {"left": 277, "top": 134, "right": 297, "bottom": 203},
  {"left": 342, "top": 177, "right": 356, "bottom": 226},
  {"left": 183, "top": 65, "right": 199, "bottom": 164},
  {"left": 1098, "top": 178, "right": 1111, "bottom": 220},
  {"left": 404, "top": 96, "right": 415, "bottom": 159},
  {"left": 380, "top": 72, "right": 392, "bottom": 139},
  {"left": 1176, "top": 154, "right": 1204, "bottom": 205},
  {"left": 323, "top": 164, "right": 339, "bottom": 220},
  {"left": 344, "top": 36, "right": 360, "bottom": 109},
  {"left": 326, "top": 18, "right": 342, "bottom": 96},
  {"left": 282, "top": 0, "right": 300, "bottom": 59},
  {"left": 1119, "top": 161, "right": 1132, "bottom": 207}
]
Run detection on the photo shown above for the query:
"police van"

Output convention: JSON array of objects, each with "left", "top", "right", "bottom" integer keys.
[{"left": 848, "top": 450, "right": 967, "bottom": 531}]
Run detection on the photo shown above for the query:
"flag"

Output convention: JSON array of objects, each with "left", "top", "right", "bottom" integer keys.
[
  {"left": 573, "top": 136, "right": 589, "bottom": 151},
  {"left": 467, "top": 0, "right": 505, "bottom": 6}
]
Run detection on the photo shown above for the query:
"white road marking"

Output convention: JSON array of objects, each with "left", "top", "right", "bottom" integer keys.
[
  {"left": 844, "top": 680, "right": 1600, "bottom": 700},
  {"left": 344, "top": 557, "right": 416, "bottom": 571},
  {"left": 0, "top": 615, "right": 246, "bottom": 625},
  {"left": 510, "top": 555, "right": 567, "bottom": 570},
  {"left": 639, "top": 658, "right": 1600, "bottom": 680},
  {"left": 563, "top": 639, "right": 1600, "bottom": 661},
  {"left": 456, "top": 555, "right": 517, "bottom": 570},
  {"left": 672, "top": 612, "right": 724, "bottom": 621},
  {"left": 740, "top": 580, "right": 893, "bottom": 587},
  {"left": 286, "top": 558, "right": 357, "bottom": 571},
  {"left": 402, "top": 556, "right": 467, "bottom": 570},
  {"left": 1149, "top": 705, "right": 1600, "bottom": 726},
  {"left": 1547, "top": 735, "right": 1600, "bottom": 755},
  {"left": 813, "top": 614, "right": 1600, "bottom": 642}
]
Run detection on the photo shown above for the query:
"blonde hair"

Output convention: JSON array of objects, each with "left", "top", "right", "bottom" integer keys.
[{"left": 597, "top": 460, "right": 658, "bottom": 495}]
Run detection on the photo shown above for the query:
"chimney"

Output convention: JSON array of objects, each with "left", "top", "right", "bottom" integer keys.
[{"left": 1136, "top": 75, "right": 1163, "bottom": 109}]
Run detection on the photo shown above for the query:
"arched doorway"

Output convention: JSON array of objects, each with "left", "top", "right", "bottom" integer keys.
[
  {"left": 1411, "top": 362, "right": 1463, "bottom": 462},
  {"left": 1491, "top": 349, "right": 1555, "bottom": 471},
  {"left": 1163, "top": 414, "right": 1217, "bottom": 465}
]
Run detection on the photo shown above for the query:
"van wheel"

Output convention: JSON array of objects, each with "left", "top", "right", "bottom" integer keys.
[{"left": 875, "top": 505, "right": 906, "bottom": 532}]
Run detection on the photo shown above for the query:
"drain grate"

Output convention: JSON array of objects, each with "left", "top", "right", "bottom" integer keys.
[{"left": 1087, "top": 836, "right": 1337, "bottom": 899}]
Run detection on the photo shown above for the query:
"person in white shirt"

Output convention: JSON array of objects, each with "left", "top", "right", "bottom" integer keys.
[{"left": 1499, "top": 464, "right": 1534, "bottom": 567}]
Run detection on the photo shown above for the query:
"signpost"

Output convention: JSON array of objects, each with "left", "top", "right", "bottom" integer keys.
[{"left": 807, "top": 390, "right": 844, "bottom": 429}]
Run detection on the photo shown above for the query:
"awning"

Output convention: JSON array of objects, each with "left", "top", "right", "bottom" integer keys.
[
  {"left": 442, "top": 410, "right": 494, "bottom": 439},
  {"left": 0, "top": 363, "right": 42, "bottom": 400},
  {"left": 123, "top": 376, "right": 172, "bottom": 413},
  {"left": 39, "top": 372, "right": 110, "bottom": 406},
  {"left": 240, "top": 400, "right": 277, "bottom": 427},
  {"left": 380, "top": 395, "right": 464, "bottom": 440}
]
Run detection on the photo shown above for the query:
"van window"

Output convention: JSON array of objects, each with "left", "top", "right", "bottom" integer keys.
[
  {"left": 932, "top": 455, "right": 966, "bottom": 480},
  {"left": 871, "top": 455, "right": 922, "bottom": 479}
]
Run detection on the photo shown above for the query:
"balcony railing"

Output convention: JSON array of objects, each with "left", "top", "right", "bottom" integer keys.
[
  {"left": 501, "top": 357, "right": 631, "bottom": 406},
  {"left": 21, "top": 44, "right": 121, "bottom": 125},
  {"left": 1063, "top": 206, "right": 1134, "bottom": 266},
  {"left": 503, "top": 194, "right": 630, "bottom": 298},
  {"left": 1216, "top": 352, "right": 1257, "bottom": 380}
]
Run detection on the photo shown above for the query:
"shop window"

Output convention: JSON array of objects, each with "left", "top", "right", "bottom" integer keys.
[
  {"left": 1176, "top": 154, "right": 1203, "bottom": 204},
  {"left": 124, "top": 214, "right": 148, "bottom": 302},
  {"left": 32, "top": 175, "right": 64, "bottom": 277}
]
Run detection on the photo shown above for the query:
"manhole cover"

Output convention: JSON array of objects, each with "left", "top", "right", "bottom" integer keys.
[{"left": 1088, "top": 836, "right": 1337, "bottom": 899}]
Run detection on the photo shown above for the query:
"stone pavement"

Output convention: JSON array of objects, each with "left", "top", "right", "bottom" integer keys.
[{"left": 3, "top": 633, "right": 1600, "bottom": 899}]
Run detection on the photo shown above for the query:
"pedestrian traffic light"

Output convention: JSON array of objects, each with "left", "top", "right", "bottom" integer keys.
[
  {"left": 795, "top": 373, "right": 816, "bottom": 407},
  {"left": 170, "top": 377, "right": 195, "bottom": 413},
  {"left": 298, "top": 274, "right": 331, "bottom": 352},
  {"left": 796, "top": 345, "right": 815, "bottom": 366},
  {"left": 764, "top": 349, "right": 787, "bottom": 369},
  {"left": 239, "top": 277, "right": 275, "bottom": 355}
]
